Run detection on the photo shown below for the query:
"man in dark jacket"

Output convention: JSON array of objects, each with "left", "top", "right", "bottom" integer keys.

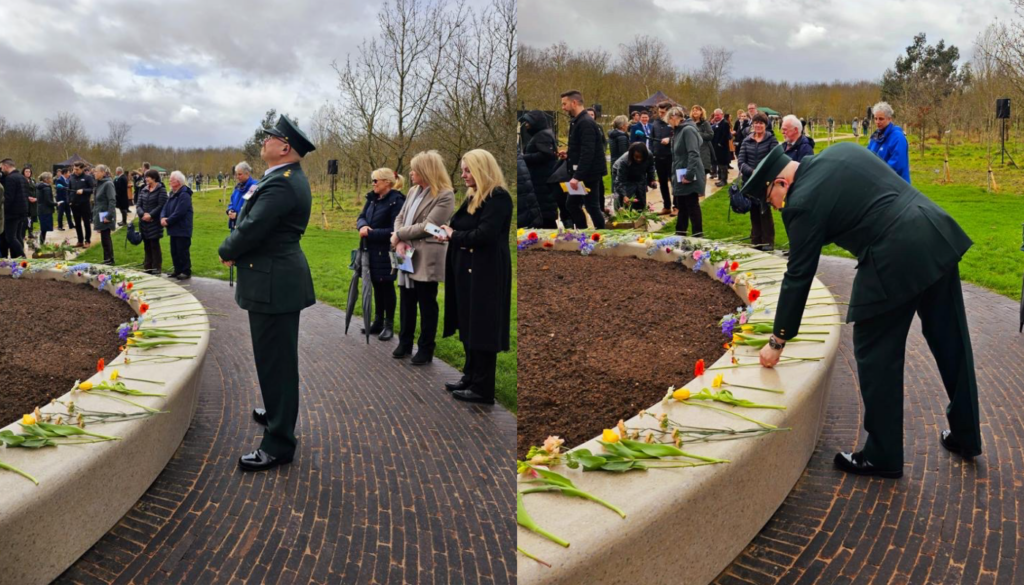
[
  {"left": 559, "top": 89, "right": 606, "bottom": 228},
  {"left": 711, "top": 109, "right": 733, "bottom": 186},
  {"left": 586, "top": 107, "right": 609, "bottom": 214},
  {"left": 54, "top": 168, "right": 73, "bottom": 230},
  {"left": 1, "top": 159, "right": 30, "bottom": 258},
  {"left": 161, "top": 172, "right": 195, "bottom": 279},
  {"left": 218, "top": 114, "right": 317, "bottom": 472},
  {"left": 519, "top": 110, "right": 560, "bottom": 228},
  {"left": 743, "top": 143, "right": 980, "bottom": 479},
  {"left": 781, "top": 115, "right": 815, "bottom": 162},
  {"left": 114, "top": 167, "right": 130, "bottom": 226},
  {"left": 650, "top": 102, "right": 675, "bottom": 215},
  {"left": 517, "top": 154, "right": 543, "bottom": 227},
  {"left": 68, "top": 162, "right": 96, "bottom": 247}
]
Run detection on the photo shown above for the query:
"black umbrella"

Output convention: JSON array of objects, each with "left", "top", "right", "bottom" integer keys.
[{"left": 343, "top": 247, "right": 374, "bottom": 344}]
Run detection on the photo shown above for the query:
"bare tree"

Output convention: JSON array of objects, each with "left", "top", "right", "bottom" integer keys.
[
  {"left": 982, "top": 0, "right": 1024, "bottom": 97},
  {"left": 106, "top": 120, "right": 133, "bottom": 167},
  {"left": 697, "top": 45, "right": 734, "bottom": 105},
  {"left": 617, "top": 35, "right": 673, "bottom": 97},
  {"left": 44, "top": 111, "right": 88, "bottom": 159}
]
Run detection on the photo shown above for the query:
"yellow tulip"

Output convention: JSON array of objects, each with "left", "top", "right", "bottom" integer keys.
[
  {"left": 22, "top": 414, "right": 36, "bottom": 425},
  {"left": 548, "top": 232, "right": 557, "bottom": 239},
  {"left": 672, "top": 388, "right": 691, "bottom": 401},
  {"left": 127, "top": 338, "right": 136, "bottom": 345},
  {"left": 79, "top": 381, "right": 93, "bottom": 391},
  {"left": 637, "top": 237, "right": 645, "bottom": 243},
  {"left": 733, "top": 334, "right": 742, "bottom": 344},
  {"left": 134, "top": 331, "right": 144, "bottom": 338},
  {"left": 741, "top": 325, "right": 754, "bottom": 332},
  {"left": 712, "top": 374, "right": 724, "bottom": 388},
  {"left": 110, "top": 370, "right": 120, "bottom": 381},
  {"left": 602, "top": 429, "right": 620, "bottom": 443},
  {"left": 517, "top": 228, "right": 525, "bottom": 237}
]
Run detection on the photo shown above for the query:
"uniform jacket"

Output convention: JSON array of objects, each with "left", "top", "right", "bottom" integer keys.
[
  {"left": 774, "top": 142, "right": 972, "bottom": 340},
  {"left": 868, "top": 122, "right": 911, "bottom": 183},
  {"left": 135, "top": 182, "right": 167, "bottom": 240},
  {"left": 218, "top": 162, "right": 316, "bottom": 314},
  {"left": 356, "top": 188, "right": 405, "bottom": 282},
  {"left": 566, "top": 110, "right": 606, "bottom": 182},
  {"left": 393, "top": 185, "right": 456, "bottom": 283},
  {"left": 68, "top": 172, "right": 96, "bottom": 206},
  {"left": 671, "top": 120, "right": 705, "bottom": 197},
  {"left": 443, "top": 188, "right": 513, "bottom": 353},
  {"left": 162, "top": 185, "right": 194, "bottom": 237},
  {"left": 92, "top": 177, "right": 117, "bottom": 232}
]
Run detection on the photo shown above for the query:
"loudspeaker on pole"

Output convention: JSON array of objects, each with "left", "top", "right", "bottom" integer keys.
[
  {"left": 997, "top": 98, "right": 1011, "bottom": 119},
  {"left": 327, "top": 159, "right": 339, "bottom": 175}
]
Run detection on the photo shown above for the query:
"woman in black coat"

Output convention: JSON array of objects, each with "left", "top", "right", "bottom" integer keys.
[
  {"left": 608, "top": 115, "right": 630, "bottom": 166},
  {"left": 738, "top": 112, "right": 780, "bottom": 251},
  {"left": 611, "top": 142, "right": 656, "bottom": 211},
  {"left": 136, "top": 169, "right": 168, "bottom": 274},
  {"left": 519, "top": 110, "right": 560, "bottom": 228},
  {"left": 356, "top": 168, "right": 406, "bottom": 341},
  {"left": 35, "top": 173, "right": 56, "bottom": 244},
  {"left": 440, "top": 149, "right": 513, "bottom": 405},
  {"left": 516, "top": 153, "right": 543, "bottom": 228}
]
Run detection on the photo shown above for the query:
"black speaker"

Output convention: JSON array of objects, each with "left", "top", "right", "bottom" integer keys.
[
  {"left": 327, "top": 159, "right": 338, "bottom": 175},
  {"left": 592, "top": 103, "right": 602, "bottom": 119},
  {"left": 997, "top": 98, "right": 1011, "bottom": 119},
  {"left": 867, "top": 106, "right": 873, "bottom": 119}
]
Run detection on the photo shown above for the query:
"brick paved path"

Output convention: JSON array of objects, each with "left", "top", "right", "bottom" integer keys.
[
  {"left": 55, "top": 277, "right": 516, "bottom": 585},
  {"left": 715, "top": 256, "right": 1023, "bottom": 585}
]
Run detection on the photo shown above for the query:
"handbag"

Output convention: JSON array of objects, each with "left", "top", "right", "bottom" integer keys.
[
  {"left": 125, "top": 220, "right": 143, "bottom": 247},
  {"left": 728, "top": 179, "right": 753, "bottom": 216}
]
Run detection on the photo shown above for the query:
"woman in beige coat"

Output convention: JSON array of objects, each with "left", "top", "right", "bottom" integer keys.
[{"left": 391, "top": 150, "right": 456, "bottom": 364}]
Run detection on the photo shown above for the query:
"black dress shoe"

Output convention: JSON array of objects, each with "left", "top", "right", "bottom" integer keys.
[
  {"left": 940, "top": 430, "right": 981, "bottom": 459},
  {"left": 252, "top": 408, "right": 268, "bottom": 426},
  {"left": 238, "top": 449, "right": 292, "bottom": 472},
  {"left": 452, "top": 389, "right": 495, "bottom": 404},
  {"left": 392, "top": 344, "right": 413, "bottom": 359},
  {"left": 176, "top": 272, "right": 191, "bottom": 280},
  {"left": 444, "top": 378, "right": 471, "bottom": 392},
  {"left": 833, "top": 451, "right": 903, "bottom": 478},
  {"left": 411, "top": 348, "right": 433, "bottom": 365}
]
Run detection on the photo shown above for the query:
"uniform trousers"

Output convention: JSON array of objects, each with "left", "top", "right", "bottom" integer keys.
[{"left": 249, "top": 310, "right": 302, "bottom": 458}]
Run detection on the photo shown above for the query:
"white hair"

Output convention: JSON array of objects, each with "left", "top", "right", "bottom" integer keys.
[
  {"left": 782, "top": 115, "right": 802, "bottom": 133},
  {"left": 235, "top": 161, "right": 252, "bottom": 176},
  {"left": 169, "top": 170, "right": 188, "bottom": 187},
  {"left": 94, "top": 164, "right": 110, "bottom": 176},
  {"left": 115, "top": 166, "right": 123, "bottom": 174},
  {"left": 714, "top": 108, "right": 723, "bottom": 115},
  {"left": 872, "top": 101, "right": 894, "bottom": 119}
]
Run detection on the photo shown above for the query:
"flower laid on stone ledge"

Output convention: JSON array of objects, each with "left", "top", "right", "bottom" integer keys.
[
  {"left": 694, "top": 358, "right": 705, "bottom": 377},
  {"left": 0, "top": 460, "right": 38, "bottom": 485}
]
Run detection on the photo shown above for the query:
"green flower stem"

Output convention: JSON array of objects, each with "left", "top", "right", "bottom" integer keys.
[
  {"left": 521, "top": 486, "right": 626, "bottom": 518},
  {"left": 115, "top": 376, "right": 165, "bottom": 385},
  {"left": 517, "top": 492, "right": 569, "bottom": 547},
  {"left": 678, "top": 401, "right": 777, "bottom": 429},
  {"left": 724, "top": 382, "right": 784, "bottom": 394},
  {"left": 89, "top": 391, "right": 163, "bottom": 413},
  {"left": 640, "top": 461, "right": 722, "bottom": 469},
  {"left": 517, "top": 547, "right": 551, "bottom": 568},
  {"left": 0, "top": 461, "right": 39, "bottom": 485}
]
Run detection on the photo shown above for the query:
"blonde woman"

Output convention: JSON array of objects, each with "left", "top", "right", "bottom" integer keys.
[
  {"left": 437, "top": 149, "right": 513, "bottom": 404},
  {"left": 356, "top": 168, "right": 406, "bottom": 341},
  {"left": 391, "top": 150, "right": 456, "bottom": 364}
]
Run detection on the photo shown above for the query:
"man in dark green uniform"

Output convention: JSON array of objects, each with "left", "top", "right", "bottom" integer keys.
[
  {"left": 741, "top": 143, "right": 981, "bottom": 479},
  {"left": 218, "top": 114, "right": 317, "bottom": 471}
]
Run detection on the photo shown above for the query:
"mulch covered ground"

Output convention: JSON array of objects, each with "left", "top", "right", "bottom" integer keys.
[
  {"left": 0, "top": 277, "right": 135, "bottom": 426},
  {"left": 517, "top": 250, "right": 741, "bottom": 460}
]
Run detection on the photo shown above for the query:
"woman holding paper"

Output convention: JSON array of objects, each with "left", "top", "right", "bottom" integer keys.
[
  {"left": 356, "top": 168, "right": 406, "bottom": 341},
  {"left": 668, "top": 106, "right": 705, "bottom": 237},
  {"left": 738, "top": 112, "right": 779, "bottom": 250},
  {"left": 91, "top": 164, "right": 117, "bottom": 265},
  {"left": 390, "top": 150, "right": 455, "bottom": 365},
  {"left": 436, "top": 149, "right": 512, "bottom": 405}
]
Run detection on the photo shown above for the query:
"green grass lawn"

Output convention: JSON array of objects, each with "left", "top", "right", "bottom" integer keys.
[
  {"left": 653, "top": 134, "right": 1024, "bottom": 300},
  {"left": 79, "top": 189, "right": 519, "bottom": 413}
]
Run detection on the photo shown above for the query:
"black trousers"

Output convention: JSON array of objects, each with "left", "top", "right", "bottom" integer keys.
[
  {"left": 249, "top": 310, "right": 302, "bottom": 459},
  {"left": 56, "top": 202, "right": 74, "bottom": 230},
  {"left": 2, "top": 217, "right": 25, "bottom": 258},
  {"left": 749, "top": 204, "right": 776, "bottom": 250},
  {"left": 143, "top": 238, "right": 163, "bottom": 272},
  {"left": 372, "top": 280, "right": 397, "bottom": 321},
  {"left": 717, "top": 163, "right": 730, "bottom": 183},
  {"left": 674, "top": 195, "right": 702, "bottom": 236},
  {"left": 169, "top": 236, "right": 192, "bottom": 275},
  {"left": 399, "top": 281, "right": 439, "bottom": 351},
  {"left": 462, "top": 342, "right": 497, "bottom": 400},
  {"left": 567, "top": 185, "right": 606, "bottom": 229},
  {"left": 71, "top": 202, "right": 92, "bottom": 244},
  {"left": 554, "top": 190, "right": 575, "bottom": 229},
  {"left": 119, "top": 207, "right": 129, "bottom": 224},
  {"left": 654, "top": 156, "right": 672, "bottom": 209},
  {"left": 852, "top": 266, "right": 981, "bottom": 469},
  {"left": 99, "top": 229, "right": 114, "bottom": 264}
]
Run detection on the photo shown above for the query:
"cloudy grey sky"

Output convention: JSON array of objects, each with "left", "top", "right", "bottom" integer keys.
[
  {"left": 0, "top": 0, "right": 482, "bottom": 149},
  {"left": 520, "top": 0, "right": 1014, "bottom": 83}
]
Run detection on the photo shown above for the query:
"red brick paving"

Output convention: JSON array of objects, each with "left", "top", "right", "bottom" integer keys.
[
  {"left": 715, "top": 256, "right": 1023, "bottom": 585},
  {"left": 55, "top": 277, "right": 516, "bottom": 585}
]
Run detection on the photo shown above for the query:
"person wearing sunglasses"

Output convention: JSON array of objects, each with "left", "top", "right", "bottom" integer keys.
[
  {"left": 356, "top": 168, "right": 406, "bottom": 341},
  {"left": 218, "top": 114, "right": 317, "bottom": 472},
  {"left": 742, "top": 142, "right": 979, "bottom": 480}
]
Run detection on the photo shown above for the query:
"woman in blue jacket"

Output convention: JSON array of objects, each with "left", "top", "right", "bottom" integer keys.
[
  {"left": 867, "top": 101, "right": 911, "bottom": 184},
  {"left": 356, "top": 168, "right": 406, "bottom": 341},
  {"left": 161, "top": 170, "right": 194, "bottom": 280}
]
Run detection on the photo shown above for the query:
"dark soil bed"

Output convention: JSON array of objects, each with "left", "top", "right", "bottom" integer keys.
[
  {"left": 517, "top": 250, "right": 741, "bottom": 460},
  {"left": 0, "top": 277, "right": 135, "bottom": 426}
]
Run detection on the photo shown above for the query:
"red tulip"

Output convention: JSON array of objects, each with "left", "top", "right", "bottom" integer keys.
[
  {"left": 97, "top": 358, "right": 105, "bottom": 372},
  {"left": 748, "top": 289, "right": 761, "bottom": 303},
  {"left": 591, "top": 233, "right": 601, "bottom": 242},
  {"left": 694, "top": 359, "right": 705, "bottom": 377},
  {"left": 528, "top": 232, "right": 538, "bottom": 240},
  {"left": 730, "top": 261, "right": 739, "bottom": 271}
]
